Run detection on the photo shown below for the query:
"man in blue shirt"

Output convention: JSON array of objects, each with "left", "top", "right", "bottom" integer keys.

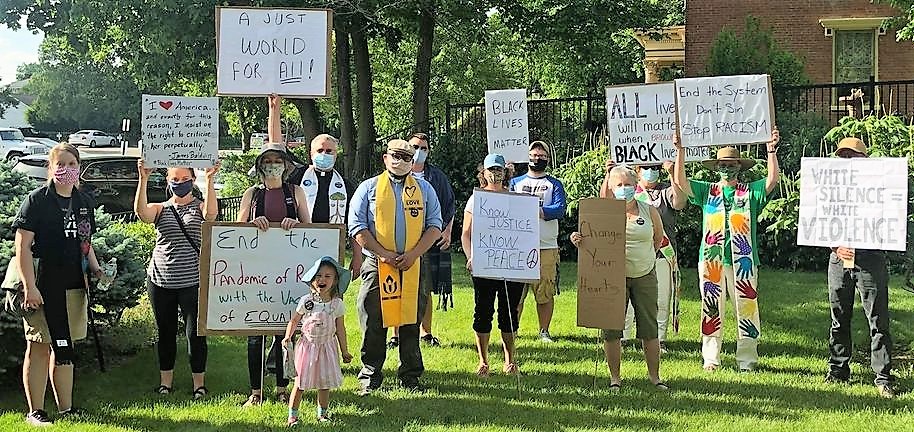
[{"left": 348, "top": 139, "right": 443, "bottom": 394}]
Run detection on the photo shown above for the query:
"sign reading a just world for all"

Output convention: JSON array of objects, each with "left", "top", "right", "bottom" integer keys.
[
  {"left": 798, "top": 157, "right": 908, "bottom": 251},
  {"left": 576, "top": 198, "right": 627, "bottom": 330},
  {"left": 216, "top": 7, "right": 332, "bottom": 97},
  {"left": 675, "top": 74, "right": 774, "bottom": 147},
  {"left": 198, "top": 222, "right": 344, "bottom": 336},
  {"left": 485, "top": 89, "right": 529, "bottom": 163},
  {"left": 470, "top": 189, "right": 540, "bottom": 281},
  {"left": 606, "top": 83, "right": 709, "bottom": 165},
  {"left": 141, "top": 95, "right": 220, "bottom": 168}
]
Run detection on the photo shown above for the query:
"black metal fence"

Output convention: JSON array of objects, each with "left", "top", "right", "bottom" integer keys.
[{"left": 109, "top": 195, "right": 244, "bottom": 223}]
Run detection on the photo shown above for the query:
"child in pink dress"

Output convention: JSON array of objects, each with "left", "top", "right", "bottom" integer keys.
[{"left": 282, "top": 256, "right": 352, "bottom": 425}]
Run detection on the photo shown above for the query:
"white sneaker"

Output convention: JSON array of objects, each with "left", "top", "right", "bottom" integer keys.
[{"left": 539, "top": 330, "right": 554, "bottom": 343}]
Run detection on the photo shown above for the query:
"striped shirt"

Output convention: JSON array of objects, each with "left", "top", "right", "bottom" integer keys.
[{"left": 147, "top": 199, "right": 203, "bottom": 288}]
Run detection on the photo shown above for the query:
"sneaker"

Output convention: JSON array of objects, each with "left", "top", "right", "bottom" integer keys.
[
  {"left": 401, "top": 380, "right": 427, "bottom": 393},
  {"left": 877, "top": 383, "right": 896, "bottom": 399},
  {"left": 287, "top": 416, "right": 299, "bottom": 427},
  {"left": 241, "top": 394, "right": 262, "bottom": 408},
  {"left": 358, "top": 385, "right": 378, "bottom": 397},
  {"left": 824, "top": 374, "right": 849, "bottom": 384},
  {"left": 25, "top": 409, "right": 53, "bottom": 426},
  {"left": 317, "top": 413, "right": 331, "bottom": 423},
  {"left": 421, "top": 334, "right": 441, "bottom": 347},
  {"left": 659, "top": 342, "right": 668, "bottom": 354},
  {"left": 386, "top": 337, "right": 399, "bottom": 350},
  {"left": 58, "top": 407, "right": 84, "bottom": 417},
  {"left": 276, "top": 391, "right": 290, "bottom": 404},
  {"left": 539, "top": 330, "right": 554, "bottom": 343}
]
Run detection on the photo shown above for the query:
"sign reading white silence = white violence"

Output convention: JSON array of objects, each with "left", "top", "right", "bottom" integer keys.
[
  {"left": 606, "top": 83, "right": 709, "bottom": 165},
  {"left": 797, "top": 157, "right": 908, "bottom": 252}
]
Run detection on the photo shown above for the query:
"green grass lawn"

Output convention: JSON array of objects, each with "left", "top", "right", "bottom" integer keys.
[{"left": 2, "top": 256, "right": 914, "bottom": 431}]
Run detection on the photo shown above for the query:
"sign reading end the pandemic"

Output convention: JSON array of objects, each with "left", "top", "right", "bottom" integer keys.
[
  {"left": 216, "top": 7, "right": 332, "bottom": 97},
  {"left": 675, "top": 74, "right": 774, "bottom": 147},
  {"left": 576, "top": 199, "right": 627, "bottom": 330},
  {"left": 142, "top": 95, "right": 219, "bottom": 168},
  {"left": 798, "top": 157, "right": 908, "bottom": 251},
  {"left": 198, "top": 222, "right": 344, "bottom": 336},
  {"left": 485, "top": 89, "right": 529, "bottom": 163},
  {"left": 606, "top": 83, "right": 709, "bottom": 165},
  {"left": 471, "top": 189, "right": 540, "bottom": 281}
]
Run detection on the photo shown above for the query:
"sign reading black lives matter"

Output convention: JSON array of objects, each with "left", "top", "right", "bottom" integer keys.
[
  {"left": 485, "top": 89, "right": 529, "bottom": 163},
  {"left": 216, "top": 7, "right": 332, "bottom": 97},
  {"left": 675, "top": 74, "right": 774, "bottom": 147},
  {"left": 798, "top": 157, "right": 908, "bottom": 251},
  {"left": 606, "top": 83, "right": 709, "bottom": 165},
  {"left": 142, "top": 95, "right": 219, "bottom": 168}
]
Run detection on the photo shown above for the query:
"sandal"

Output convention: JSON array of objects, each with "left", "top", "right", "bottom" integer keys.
[
  {"left": 192, "top": 386, "right": 208, "bottom": 400},
  {"left": 154, "top": 385, "right": 172, "bottom": 395},
  {"left": 503, "top": 363, "right": 519, "bottom": 375},
  {"left": 241, "top": 394, "right": 262, "bottom": 408},
  {"left": 276, "top": 391, "right": 290, "bottom": 404},
  {"left": 386, "top": 337, "right": 399, "bottom": 350},
  {"left": 421, "top": 334, "right": 441, "bottom": 347},
  {"left": 703, "top": 364, "right": 718, "bottom": 372},
  {"left": 608, "top": 383, "right": 621, "bottom": 393},
  {"left": 476, "top": 363, "right": 490, "bottom": 377},
  {"left": 654, "top": 382, "right": 671, "bottom": 391}
]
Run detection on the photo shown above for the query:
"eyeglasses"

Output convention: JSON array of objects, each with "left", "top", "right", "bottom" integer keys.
[{"left": 387, "top": 152, "right": 412, "bottom": 162}]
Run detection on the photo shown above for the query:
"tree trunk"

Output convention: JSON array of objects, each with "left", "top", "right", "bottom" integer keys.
[
  {"left": 411, "top": 6, "right": 435, "bottom": 132},
  {"left": 351, "top": 17, "right": 376, "bottom": 178},
  {"left": 335, "top": 26, "right": 357, "bottom": 174},
  {"left": 290, "top": 99, "right": 320, "bottom": 143},
  {"left": 239, "top": 102, "right": 251, "bottom": 152}
]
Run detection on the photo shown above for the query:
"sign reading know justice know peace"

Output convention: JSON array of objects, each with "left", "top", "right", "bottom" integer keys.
[
  {"left": 471, "top": 189, "right": 541, "bottom": 281},
  {"left": 141, "top": 95, "right": 219, "bottom": 168},
  {"left": 199, "top": 222, "right": 344, "bottom": 335},
  {"left": 216, "top": 7, "right": 332, "bottom": 97},
  {"left": 606, "top": 83, "right": 709, "bottom": 165},
  {"left": 798, "top": 157, "right": 908, "bottom": 251},
  {"left": 675, "top": 74, "right": 774, "bottom": 147}
]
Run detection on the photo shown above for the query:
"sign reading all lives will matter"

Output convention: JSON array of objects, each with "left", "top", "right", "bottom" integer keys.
[{"left": 142, "top": 95, "right": 219, "bottom": 168}]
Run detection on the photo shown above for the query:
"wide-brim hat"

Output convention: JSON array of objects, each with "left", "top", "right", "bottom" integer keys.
[
  {"left": 302, "top": 256, "right": 352, "bottom": 296},
  {"left": 253, "top": 143, "right": 294, "bottom": 176},
  {"left": 701, "top": 146, "right": 756, "bottom": 171},
  {"left": 835, "top": 137, "right": 867, "bottom": 156}
]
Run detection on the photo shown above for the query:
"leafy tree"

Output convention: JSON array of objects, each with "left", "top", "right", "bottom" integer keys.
[
  {"left": 0, "top": 78, "right": 18, "bottom": 119},
  {"left": 15, "top": 63, "right": 40, "bottom": 81},
  {"left": 705, "top": 15, "right": 809, "bottom": 88}
]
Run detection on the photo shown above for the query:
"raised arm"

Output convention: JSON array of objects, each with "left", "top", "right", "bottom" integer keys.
[
  {"left": 765, "top": 128, "right": 781, "bottom": 195},
  {"left": 268, "top": 94, "right": 282, "bottom": 143},
  {"left": 134, "top": 159, "right": 162, "bottom": 223},
  {"left": 202, "top": 163, "right": 220, "bottom": 221},
  {"left": 671, "top": 133, "right": 693, "bottom": 199},
  {"left": 599, "top": 158, "right": 615, "bottom": 199},
  {"left": 665, "top": 160, "right": 687, "bottom": 210}
]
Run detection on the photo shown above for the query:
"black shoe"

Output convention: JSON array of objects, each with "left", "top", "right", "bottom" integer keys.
[
  {"left": 824, "top": 373, "right": 849, "bottom": 384},
  {"left": 386, "top": 337, "right": 399, "bottom": 350},
  {"left": 421, "top": 334, "right": 441, "bottom": 347},
  {"left": 58, "top": 407, "right": 84, "bottom": 417},
  {"left": 401, "top": 380, "right": 427, "bottom": 393},
  {"left": 25, "top": 409, "right": 53, "bottom": 426}
]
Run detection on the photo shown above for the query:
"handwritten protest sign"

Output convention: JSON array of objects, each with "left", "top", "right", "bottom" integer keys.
[
  {"left": 470, "top": 189, "right": 540, "bottom": 280},
  {"left": 485, "top": 89, "right": 529, "bottom": 163},
  {"left": 216, "top": 7, "right": 332, "bottom": 97},
  {"left": 141, "top": 95, "right": 219, "bottom": 168},
  {"left": 199, "top": 222, "right": 344, "bottom": 335},
  {"left": 675, "top": 74, "right": 774, "bottom": 147},
  {"left": 798, "top": 157, "right": 908, "bottom": 251},
  {"left": 576, "top": 198, "right": 626, "bottom": 330}
]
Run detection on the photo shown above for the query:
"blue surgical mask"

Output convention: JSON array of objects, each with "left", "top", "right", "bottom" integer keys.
[
  {"left": 613, "top": 185, "right": 636, "bottom": 202},
  {"left": 641, "top": 168, "right": 660, "bottom": 183},
  {"left": 169, "top": 179, "right": 194, "bottom": 198},
  {"left": 413, "top": 149, "right": 428, "bottom": 165},
  {"left": 313, "top": 152, "right": 335, "bottom": 171}
]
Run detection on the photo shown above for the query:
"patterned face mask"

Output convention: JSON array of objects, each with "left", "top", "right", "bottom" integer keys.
[
  {"left": 54, "top": 166, "right": 80, "bottom": 185},
  {"left": 262, "top": 163, "right": 286, "bottom": 179}
]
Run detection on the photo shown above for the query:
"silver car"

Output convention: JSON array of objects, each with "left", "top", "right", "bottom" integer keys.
[{"left": 68, "top": 129, "right": 118, "bottom": 147}]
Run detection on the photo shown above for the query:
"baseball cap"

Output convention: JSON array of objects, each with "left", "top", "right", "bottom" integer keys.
[
  {"left": 386, "top": 139, "right": 415, "bottom": 156},
  {"left": 529, "top": 140, "right": 551, "bottom": 156},
  {"left": 484, "top": 154, "right": 506, "bottom": 169}
]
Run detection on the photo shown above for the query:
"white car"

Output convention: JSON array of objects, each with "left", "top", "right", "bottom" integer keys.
[
  {"left": 24, "top": 137, "right": 59, "bottom": 149},
  {"left": 0, "top": 128, "right": 48, "bottom": 163},
  {"left": 69, "top": 129, "right": 118, "bottom": 147}
]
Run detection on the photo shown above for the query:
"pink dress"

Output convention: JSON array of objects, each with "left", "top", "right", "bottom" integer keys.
[{"left": 293, "top": 294, "right": 344, "bottom": 390}]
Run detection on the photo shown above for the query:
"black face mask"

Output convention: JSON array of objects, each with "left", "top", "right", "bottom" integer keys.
[{"left": 529, "top": 159, "right": 548, "bottom": 172}]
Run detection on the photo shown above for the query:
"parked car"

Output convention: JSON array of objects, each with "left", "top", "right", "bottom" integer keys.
[
  {"left": 0, "top": 127, "right": 49, "bottom": 163},
  {"left": 68, "top": 129, "right": 118, "bottom": 147},
  {"left": 24, "top": 137, "right": 59, "bottom": 149},
  {"left": 13, "top": 154, "right": 169, "bottom": 213}
]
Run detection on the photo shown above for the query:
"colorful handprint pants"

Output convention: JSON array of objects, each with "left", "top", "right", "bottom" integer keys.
[{"left": 699, "top": 263, "right": 759, "bottom": 369}]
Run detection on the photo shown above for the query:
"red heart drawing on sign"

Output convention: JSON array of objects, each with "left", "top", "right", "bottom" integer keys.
[{"left": 159, "top": 101, "right": 173, "bottom": 110}]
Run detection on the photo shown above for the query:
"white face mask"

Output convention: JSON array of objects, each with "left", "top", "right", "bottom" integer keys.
[{"left": 262, "top": 163, "right": 285, "bottom": 178}]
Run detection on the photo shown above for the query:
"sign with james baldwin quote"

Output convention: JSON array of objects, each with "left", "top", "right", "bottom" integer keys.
[
  {"left": 798, "top": 157, "right": 908, "bottom": 251},
  {"left": 470, "top": 189, "right": 540, "bottom": 281},
  {"left": 485, "top": 89, "right": 529, "bottom": 163},
  {"left": 216, "top": 7, "right": 332, "bottom": 97},
  {"left": 606, "top": 83, "right": 709, "bottom": 165},
  {"left": 142, "top": 95, "right": 219, "bottom": 168},
  {"left": 675, "top": 74, "right": 774, "bottom": 147},
  {"left": 576, "top": 199, "right": 626, "bottom": 330},
  {"left": 198, "top": 222, "right": 344, "bottom": 336}
]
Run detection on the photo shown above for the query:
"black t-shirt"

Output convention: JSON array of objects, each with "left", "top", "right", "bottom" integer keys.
[{"left": 13, "top": 185, "right": 96, "bottom": 269}]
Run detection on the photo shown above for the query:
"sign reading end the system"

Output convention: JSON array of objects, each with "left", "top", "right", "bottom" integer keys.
[
  {"left": 798, "top": 157, "right": 908, "bottom": 251},
  {"left": 675, "top": 74, "right": 774, "bottom": 147}
]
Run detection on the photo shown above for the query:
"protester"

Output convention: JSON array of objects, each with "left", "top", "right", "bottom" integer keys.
[
  {"left": 237, "top": 95, "right": 312, "bottom": 406},
  {"left": 510, "top": 141, "right": 567, "bottom": 342},
  {"left": 283, "top": 256, "right": 353, "bottom": 425},
  {"left": 571, "top": 165, "right": 667, "bottom": 390},
  {"left": 824, "top": 137, "right": 895, "bottom": 398},
  {"left": 601, "top": 160, "right": 685, "bottom": 351},
  {"left": 389, "top": 132, "right": 455, "bottom": 349},
  {"left": 348, "top": 139, "right": 443, "bottom": 394},
  {"left": 134, "top": 160, "right": 219, "bottom": 399},
  {"left": 14, "top": 143, "right": 106, "bottom": 425},
  {"left": 461, "top": 154, "right": 523, "bottom": 377},
  {"left": 671, "top": 129, "right": 780, "bottom": 372}
]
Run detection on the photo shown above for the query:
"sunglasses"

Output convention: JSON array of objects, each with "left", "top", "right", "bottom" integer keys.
[{"left": 387, "top": 151, "right": 412, "bottom": 162}]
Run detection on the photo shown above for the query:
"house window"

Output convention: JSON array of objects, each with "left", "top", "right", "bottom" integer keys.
[{"left": 834, "top": 30, "right": 876, "bottom": 83}]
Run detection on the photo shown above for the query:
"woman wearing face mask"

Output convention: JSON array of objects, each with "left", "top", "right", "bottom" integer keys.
[
  {"left": 134, "top": 161, "right": 220, "bottom": 399},
  {"left": 571, "top": 165, "right": 667, "bottom": 391},
  {"left": 461, "top": 154, "right": 524, "bottom": 377},
  {"left": 14, "top": 143, "right": 105, "bottom": 425},
  {"left": 237, "top": 138, "right": 311, "bottom": 406},
  {"left": 671, "top": 129, "right": 780, "bottom": 373}
]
